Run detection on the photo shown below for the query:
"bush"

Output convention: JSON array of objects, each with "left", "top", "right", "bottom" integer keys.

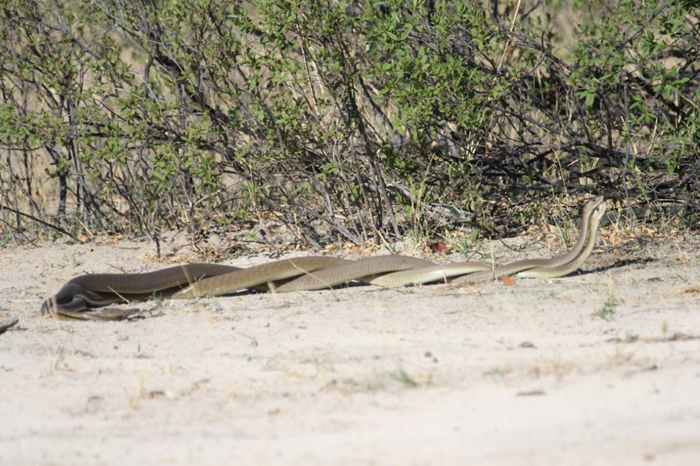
[{"left": 1, "top": 0, "right": 698, "bottom": 246}]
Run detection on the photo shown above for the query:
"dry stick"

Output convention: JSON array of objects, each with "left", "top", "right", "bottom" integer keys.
[
  {"left": 338, "top": 34, "right": 400, "bottom": 238},
  {"left": 622, "top": 143, "right": 639, "bottom": 243},
  {"left": 0, "top": 204, "right": 78, "bottom": 241},
  {"left": 496, "top": 0, "right": 522, "bottom": 72},
  {"left": 187, "top": 188, "right": 224, "bottom": 254}
]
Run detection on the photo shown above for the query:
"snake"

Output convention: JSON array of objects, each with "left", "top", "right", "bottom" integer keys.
[
  {"left": 41, "top": 197, "right": 606, "bottom": 321},
  {"left": 373, "top": 195, "right": 605, "bottom": 287},
  {"left": 450, "top": 195, "right": 606, "bottom": 285}
]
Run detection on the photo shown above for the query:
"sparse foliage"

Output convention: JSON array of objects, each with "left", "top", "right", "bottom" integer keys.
[{"left": 1, "top": 0, "right": 698, "bottom": 246}]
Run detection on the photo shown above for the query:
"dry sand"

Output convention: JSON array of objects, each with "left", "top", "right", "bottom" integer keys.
[{"left": 1, "top": 232, "right": 699, "bottom": 465}]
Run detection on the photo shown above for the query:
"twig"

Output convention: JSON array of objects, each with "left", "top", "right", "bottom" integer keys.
[{"left": 0, "top": 204, "right": 78, "bottom": 241}]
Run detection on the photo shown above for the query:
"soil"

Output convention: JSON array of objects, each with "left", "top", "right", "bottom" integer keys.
[{"left": 1, "top": 231, "right": 699, "bottom": 465}]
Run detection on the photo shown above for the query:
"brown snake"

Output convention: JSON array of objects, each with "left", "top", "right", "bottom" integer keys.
[{"left": 41, "top": 197, "right": 606, "bottom": 321}]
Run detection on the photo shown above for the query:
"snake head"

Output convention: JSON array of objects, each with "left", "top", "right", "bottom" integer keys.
[
  {"left": 583, "top": 195, "right": 605, "bottom": 216},
  {"left": 589, "top": 198, "right": 607, "bottom": 225}
]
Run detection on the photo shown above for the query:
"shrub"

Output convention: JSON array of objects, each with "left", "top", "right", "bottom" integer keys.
[{"left": 1, "top": 0, "right": 697, "bottom": 246}]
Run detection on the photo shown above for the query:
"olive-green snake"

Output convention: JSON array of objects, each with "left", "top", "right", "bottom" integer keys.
[{"left": 41, "top": 197, "right": 606, "bottom": 321}]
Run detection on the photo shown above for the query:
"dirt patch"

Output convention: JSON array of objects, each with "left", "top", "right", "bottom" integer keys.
[{"left": 1, "top": 233, "right": 699, "bottom": 465}]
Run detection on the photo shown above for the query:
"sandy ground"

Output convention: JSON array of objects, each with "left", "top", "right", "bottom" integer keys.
[{"left": 1, "top": 231, "right": 699, "bottom": 466}]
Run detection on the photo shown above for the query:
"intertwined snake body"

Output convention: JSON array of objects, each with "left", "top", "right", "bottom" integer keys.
[{"left": 42, "top": 197, "right": 606, "bottom": 320}]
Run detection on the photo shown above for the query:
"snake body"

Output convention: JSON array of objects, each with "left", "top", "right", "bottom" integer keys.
[
  {"left": 173, "top": 256, "right": 350, "bottom": 298},
  {"left": 517, "top": 198, "right": 605, "bottom": 278},
  {"left": 451, "top": 195, "right": 605, "bottom": 284},
  {"left": 374, "top": 196, "right": 605, "bottom": 287},
  {"left": 41, "top": 197, "right": 606, "bottom": 320},
  {"left": 273, "top": 255, "right": 435, "bottom": 293},
  {"left": 41, "top": 263, "right": 242, "bottom": 320}
]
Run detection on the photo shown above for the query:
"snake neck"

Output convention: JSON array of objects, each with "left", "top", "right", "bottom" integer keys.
[{"left": 556, "top": 196, "right": 604, "bottom": 263}]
